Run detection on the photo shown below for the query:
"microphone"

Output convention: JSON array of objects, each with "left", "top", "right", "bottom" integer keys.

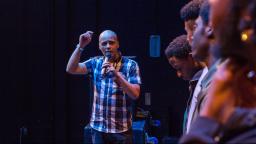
[{"left": 101, "top": 52, "right": 112, "bottom": 76}]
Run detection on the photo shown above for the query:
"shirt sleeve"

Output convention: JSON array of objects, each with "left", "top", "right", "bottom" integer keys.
[
  {"left": 128, "top": 61, "right": 142, "bottom": 85},
  {"left": 83, "top": 58, "right": 95, "bottom": 74}
]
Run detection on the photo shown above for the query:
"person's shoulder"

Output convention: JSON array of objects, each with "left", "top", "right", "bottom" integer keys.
[
  {"left": 92, "top": 56, "right": 103, "bottom": 59},
  {"left": 90, "top": 56, "right": 104, "bottom": 62},
  {"left": 84, "top": 56, "right": 103, "bottom": 66},
  {"left": 122, "top": 56, "right": 138, "bottom": 65}
]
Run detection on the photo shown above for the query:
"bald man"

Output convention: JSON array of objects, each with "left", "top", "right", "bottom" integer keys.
[{"left": 66, "top": 30, "right": 141, "bottom": 143}]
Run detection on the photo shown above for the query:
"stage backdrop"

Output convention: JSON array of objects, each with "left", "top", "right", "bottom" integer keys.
[{"left": 1, "top": 0, "right": 189, "bottom": 143}]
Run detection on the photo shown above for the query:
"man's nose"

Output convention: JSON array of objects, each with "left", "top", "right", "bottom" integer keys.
[
  {"left": 106, "top": 43, "right": 111, "bottom": 48},
  {"left": 104, "top": 43, "right": 111, "bottom": 51}
]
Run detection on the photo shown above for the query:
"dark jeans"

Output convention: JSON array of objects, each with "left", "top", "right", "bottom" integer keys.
[{"left": 91, "top": 128, "right": 133, "bottom": 144}]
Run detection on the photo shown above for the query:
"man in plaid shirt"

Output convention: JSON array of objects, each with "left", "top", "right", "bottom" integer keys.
[{"left": 66, "top": 30, "right": 141, "bottom": 143}]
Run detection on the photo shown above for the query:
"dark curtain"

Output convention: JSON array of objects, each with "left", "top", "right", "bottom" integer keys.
[{"left": 1, "top": 0, "right": 189, "bottom": 143}]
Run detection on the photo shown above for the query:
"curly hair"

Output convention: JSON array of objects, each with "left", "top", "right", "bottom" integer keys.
[
  {"left": 165, "top": 35, "right": 191, "bottom": 59},
  {"left": 180, "top": 0, "right": 204, "bottom": 21}
]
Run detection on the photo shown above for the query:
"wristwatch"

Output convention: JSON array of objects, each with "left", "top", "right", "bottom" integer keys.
[{"left": 76, "top": 44, "right": 84, "bottom": 52}]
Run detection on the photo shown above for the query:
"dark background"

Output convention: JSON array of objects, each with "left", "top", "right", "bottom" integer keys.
[{"left": 1, "top": 0, "right": 190, "bottom": 143}]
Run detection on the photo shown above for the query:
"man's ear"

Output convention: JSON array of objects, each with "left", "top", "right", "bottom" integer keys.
[{"left": 205, "top": 25, "right": 214, "bottom": 39}]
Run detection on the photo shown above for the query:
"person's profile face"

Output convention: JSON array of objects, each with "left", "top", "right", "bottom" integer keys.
[
  {"left": 168, "top": 56, "right": 195, "bottom": 81},
  {"left": 191, "top": 17, "right": 209, "bottom": 62}
]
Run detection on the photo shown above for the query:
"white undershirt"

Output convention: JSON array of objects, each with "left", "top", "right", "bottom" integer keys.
[{"left": 186, "top": 67, "right": 208, "bottom": 133}]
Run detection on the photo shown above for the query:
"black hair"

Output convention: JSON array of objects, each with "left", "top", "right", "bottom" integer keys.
[
  {"left": 199, "top": 0, "right": 210, "bottom": 25},
  {"left": 165, "top": 35, "right": 191, "bottom": 59},
  {"left": 180, "top": 0, "right": 204, "bottom": 21}
]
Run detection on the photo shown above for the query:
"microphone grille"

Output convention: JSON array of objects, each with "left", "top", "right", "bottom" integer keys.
[{"left": 105, "top": 52, "right": 111, "bottom": 59}]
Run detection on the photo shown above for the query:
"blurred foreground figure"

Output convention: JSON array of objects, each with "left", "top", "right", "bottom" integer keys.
[{"left": 180, "top": 0, "right": 256, "bottom": 143}]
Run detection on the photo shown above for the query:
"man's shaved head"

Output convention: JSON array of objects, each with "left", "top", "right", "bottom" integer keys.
[{"left": 99, "top": 30, "right": 118, "bottom": 42}]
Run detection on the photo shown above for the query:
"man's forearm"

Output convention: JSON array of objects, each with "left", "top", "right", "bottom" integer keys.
[
  {"left": 115, "top": 72, "right": 140, "bottom": 100},
  {"left": 66, "top": 47, "right": 82, "bottom": 73}
]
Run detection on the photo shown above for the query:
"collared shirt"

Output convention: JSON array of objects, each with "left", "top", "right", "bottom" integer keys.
[
  {"left": 186, "top": 67, "right": 208, "bottom": 133},
  {"left": 183, "top": 69, "right": 203, "bottom": 134},
  {"left": 84, "top": 56, "right": 141, "bottom": 133}
]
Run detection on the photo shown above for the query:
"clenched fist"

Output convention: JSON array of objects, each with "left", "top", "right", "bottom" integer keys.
[{"left": 78, "top": 31, "right": 94, "bottom": 48}]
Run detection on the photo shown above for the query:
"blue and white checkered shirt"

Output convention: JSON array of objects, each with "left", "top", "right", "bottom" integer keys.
[{"left": 84, "top": 56, "right": 141, "bottom": 133}]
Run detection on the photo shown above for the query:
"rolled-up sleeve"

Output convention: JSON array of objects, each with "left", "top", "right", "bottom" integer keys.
[
  {"left": 128, "top": 61, "right": 141, "bottom": 85},
  {"left": 83, "top": 58, "right": 95, "bottom": 73}
]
